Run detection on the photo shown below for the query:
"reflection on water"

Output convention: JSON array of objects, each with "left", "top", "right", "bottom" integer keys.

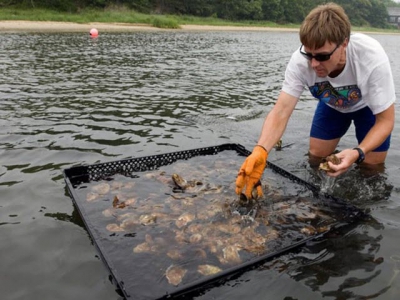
[
  {"left": 0, "top": 31, "right": 400, "bottom": 300},
  {"left": 44, "top": 206, "right": 86, "bottom": 230},
  {"left": 290, "top": 223, "right": 385, "bottom": 295},
  {"left": 192, "top": 219, "right": 392, "bottom": 300}
]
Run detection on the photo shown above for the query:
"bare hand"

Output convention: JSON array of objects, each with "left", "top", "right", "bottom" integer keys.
[{"left": 324, "top": 148, "right": 359, "bottom": 177}]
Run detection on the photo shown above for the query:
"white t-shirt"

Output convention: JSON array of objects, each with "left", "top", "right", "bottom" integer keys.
[{"left": 282, "top": 33, "right": 396, "bottom": 114}]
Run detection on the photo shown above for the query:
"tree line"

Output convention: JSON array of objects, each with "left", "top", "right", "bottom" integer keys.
[{"left": 3, "top": 0, "right": 400, "bottom": 28}]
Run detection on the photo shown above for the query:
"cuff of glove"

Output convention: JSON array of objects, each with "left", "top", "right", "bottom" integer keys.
[{"left": 255, "top": 144, "right": 268, "bottom": 154}]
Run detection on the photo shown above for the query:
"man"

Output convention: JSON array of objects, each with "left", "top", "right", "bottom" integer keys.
[{"left": 236, "top": 2, "right": 395, "bottom": 199}]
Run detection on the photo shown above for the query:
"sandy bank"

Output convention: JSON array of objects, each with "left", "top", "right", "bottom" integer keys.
[{"left": 0, "top": 20, "right": 299, "bottom": 33}]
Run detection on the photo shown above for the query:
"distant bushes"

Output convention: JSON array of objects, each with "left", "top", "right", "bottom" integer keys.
[
  {"left": 2, "top": 0, "right": 397, "bottom": 29},
  {"left": 151, "top": 16, "right": 180, "bottom": 29}
]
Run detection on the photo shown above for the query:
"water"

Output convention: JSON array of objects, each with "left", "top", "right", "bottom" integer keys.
[{"left": 0, "top": 30, "right": 399, "bottom": 300}]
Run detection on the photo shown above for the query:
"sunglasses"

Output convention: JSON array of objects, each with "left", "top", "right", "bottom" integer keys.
[{"left": 299, "top": 44, "right": 340, "bottom": 62}]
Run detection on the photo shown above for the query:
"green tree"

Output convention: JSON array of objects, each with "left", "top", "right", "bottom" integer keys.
[
  {"left": 216, "top": 0, "right": 263, "bottom": 20},
  {"left": 367, "top": 0, "right": 390, "bottom": 27},
  {"left": 126, "top": 0, "right": 157, "bottom": 13},
  {"left": 280, "top": 0, "right": 308, "bottom": 23},
  {"left": 182, "top": 0, "right": 215, "bottom": 17},
  {"left": 0, "top": 0, "right": 394, "bottom": 28},
  {"left": 336, "top": 0, "right": 372, "bottom": 26},
  {"left": 262, "top": 0, "right": 284, "bottom": 22}
]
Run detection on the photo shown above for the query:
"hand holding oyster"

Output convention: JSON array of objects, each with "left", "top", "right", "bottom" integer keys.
[{"left": 319, "top": 154, "right": 341, "bottom": 172}]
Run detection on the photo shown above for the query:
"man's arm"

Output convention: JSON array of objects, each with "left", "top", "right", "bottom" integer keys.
[
  {"left": 359, "top": 104, "right": 395, "bottom": 155},
  {"left": 235, "top": 91, "right": 298, "bottom": 198},
  {"left": 257, "top": 91, "right": 299, "bottom": 152}
]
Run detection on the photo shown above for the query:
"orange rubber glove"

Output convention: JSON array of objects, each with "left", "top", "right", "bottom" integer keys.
[{"left": 235, "top": 145, "right": 268, "bottom": 199}]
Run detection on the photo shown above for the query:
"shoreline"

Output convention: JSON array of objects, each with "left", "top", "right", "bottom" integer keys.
[
  {"left": 0, "top": 20, "right": 397, "bottom": 35},
  {"left": 0, "top": 20, "right": 300, "bottom": 33}
]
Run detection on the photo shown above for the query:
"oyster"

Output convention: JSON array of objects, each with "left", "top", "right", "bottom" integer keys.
[
  {"left": 171, "top": 173, "right": 203, "bottom": 191},
  {"left": 133, "top": 242, "right": 151, "bottom": 253},
  {"left": 92, "top": 182, "right": 110, "bottom": 195},
  {"left": 301, "top": 225, "right": 330, "bottom": 235},
  {"left": 187, "top": 223, "right": 203, "bottom": 234},
  {"left": 274, "top": 139, "right": 283, "bottom": 151},
  {"left": 205, "top": 239, "right": 224, "bottom": 254},
  {"left": 174, "top": 230, "right": 187, "bottom": 244},
  {"left": 198, "top": 264, "right": 222, "bottom": 276},
  {"left": 106, "top": 223, "right": 124, "bottom": 232},
  {"left": 139, "top": 214, "right": 157, "bottom": 225},
  {"left": 192, "top": 248, "right": 207, "bottom": 260},
  {"left": 120, "top": 217, "right": 139, "bottom": 230},
  {"left": 175, "top": 212, "right": 195, "bottom": 228},
  {"left": 218, "top": 223, "right": 241, "bottom": 235},
  {"left": 238, "top": 180, "right": 262, "bottom": 204},
  {"left": 167, "top": 249, "right": 183, "bottom": 260},
  {"left": 102, "top": 208, "right": 116, "bottom": 217},
  {"left": 165, "top": 264, "right": 187, "bottom": 286},
  {"left": 221, "top": 245, "right": 241, "bottom": 264},
  {"left": 86, "top": 192, "right": 99, "bottom": 202},
  {"left": 112, "top": 195, "right": 126, "bottom": 209},
  {"left": 133, "top": 234, "right": 164, "bottom": 253},
  {"left": 319, "top": 154, "right": 341, "bottom": 172},
  {"left": 189, "top": 233, "right": 203, "bottom": 244},
  {"left": 124, "top": 197, "right": 137, "bottom": 206}
]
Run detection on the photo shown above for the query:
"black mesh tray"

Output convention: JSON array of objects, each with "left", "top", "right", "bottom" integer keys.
[{"left": 63, "top": 143, "right": 367, "bottom": 299}]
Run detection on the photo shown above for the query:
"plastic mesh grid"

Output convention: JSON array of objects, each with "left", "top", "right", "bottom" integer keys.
[
  {"left": 86, "top": 144, "right": 239, "bottom": 182},
  {"left": 63, "top": 143, "right": 367, "bottom": 299}
]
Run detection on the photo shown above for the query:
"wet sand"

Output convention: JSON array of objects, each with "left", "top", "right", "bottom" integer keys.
[{"left": 0, "top": 20, "right": 299, "bottom": 33}]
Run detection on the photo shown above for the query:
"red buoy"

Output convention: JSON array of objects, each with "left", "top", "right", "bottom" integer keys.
[{"left": 89, "top": 28, "right": 99, "bottom": 38}]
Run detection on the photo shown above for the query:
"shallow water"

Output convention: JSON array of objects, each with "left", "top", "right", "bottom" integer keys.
[{"left": 0, "top": 30, "right": 399, "bottom": 300}]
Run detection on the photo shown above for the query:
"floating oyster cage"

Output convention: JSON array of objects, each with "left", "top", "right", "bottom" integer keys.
[{"left": 63, "top": 143, "right": 367, "bottom": 300}]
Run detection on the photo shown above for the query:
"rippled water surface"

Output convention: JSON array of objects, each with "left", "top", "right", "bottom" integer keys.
[{"left": 1, "top": 30, "right": 400, "bottom": 300}]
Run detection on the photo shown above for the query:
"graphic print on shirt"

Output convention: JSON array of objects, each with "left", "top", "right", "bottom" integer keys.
[{"left": 309, "top": 81, "right": 362, "bottom": 108}]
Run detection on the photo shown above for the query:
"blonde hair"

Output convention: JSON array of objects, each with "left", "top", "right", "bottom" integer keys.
[{"left": 300, "top": 2, "right": 351, "bottom": 49}]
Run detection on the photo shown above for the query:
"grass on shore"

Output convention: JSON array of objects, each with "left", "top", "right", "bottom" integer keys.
[
  {"left": 0, "top": 7, "right": 297, "bottom": 29},
  {"left": 0, "top": 6, "right": 399, "bottom": 33}
]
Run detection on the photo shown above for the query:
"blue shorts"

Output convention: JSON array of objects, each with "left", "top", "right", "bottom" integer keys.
[{"left": 310, "top": 101, "right": 390, "bottom": 152}]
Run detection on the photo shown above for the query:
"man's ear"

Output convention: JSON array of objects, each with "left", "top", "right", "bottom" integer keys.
[{"left": 342, "top": 37, "right": 349, "bottom": 48}]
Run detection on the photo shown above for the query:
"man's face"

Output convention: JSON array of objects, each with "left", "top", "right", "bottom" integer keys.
[{"left": 303, "top": 40, "right": 347, "bottom": 78}]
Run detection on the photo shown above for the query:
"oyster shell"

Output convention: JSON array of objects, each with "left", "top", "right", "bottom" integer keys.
[
  {"left": 301, "top": 225, "right": 331, "bottom": 235},
  {"left": 112, "top": 195, "right": 126, "bottom": 209},
  {"left": 167, "top": 249, "right": 183, "bottom": 260},
  {"left": 139, "top": 214, "right": 157, "bottom": 225},
  {"left": 171, "top": 173, "right": 203, "bottom": 192},
  {"left": 133, "top": 242, "right": 151, "bottom": 253},
  {"left": 221, "top": 245, "right": 241, "bottom": 264},
  {"left": 198, "top": 264, "right": 222, "bottom": 276},
  {"left": 92, "top": 182, "right": 110, "bottom": 195},
  {"left": 274, "top": 139, "right": 283, "bottom": 150},
  {"left": 319, "top": 154, "right": 341, "bottom": 172},
  {"left": 102, "top": 208, "right": 115, "bottom": 217},
  {"left": 175, "top": 212, "right": 195, "bottom": 228},
  {"left": 165, "top": 264, "right": 187, "bottom": 286},
  {"left": 238, "top": 180, "right": 261, "bottom": 203},
  {"left": 106, "top": 223, "right": 124, "bottom": 232},
  {"left": 189, "top": 233, "right": 203, "bottom": 243},
  {"left": 86, "top": 192, "right": 99, "bottom": 202}
]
